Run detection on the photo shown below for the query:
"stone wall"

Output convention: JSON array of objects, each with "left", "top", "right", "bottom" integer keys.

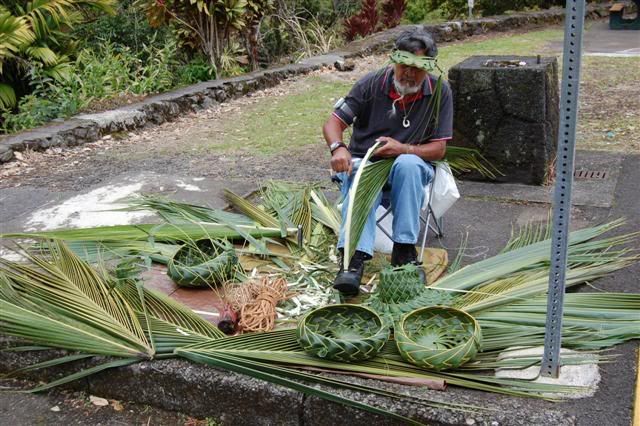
[
  {"left": 449, "top": 56, "right": 560, "bottom": 185},
  {"left": 0, "top": 3, "right": 610, "bottom": 165}
]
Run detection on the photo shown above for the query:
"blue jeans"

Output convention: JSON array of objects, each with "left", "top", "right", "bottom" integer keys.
[{"left": 337, "top": 154, "right": 435, "bottom": 257}]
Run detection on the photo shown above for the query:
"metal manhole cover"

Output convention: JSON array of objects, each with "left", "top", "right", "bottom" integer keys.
[{"left": 574, "top": 170, "right": 607, "bottom": 179}]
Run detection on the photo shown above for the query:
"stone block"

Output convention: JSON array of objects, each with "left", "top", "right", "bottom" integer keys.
[
  {"left": 449, "top": 55, "right": 559, "bottom": 185},
  {"left": 0, "top": 145, "right": 14, "bottom": 163}
]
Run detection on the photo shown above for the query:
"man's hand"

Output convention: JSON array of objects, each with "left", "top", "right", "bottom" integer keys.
[
  {"left": 374, "top": 136, "right": 409, "bottom": 158},
  {"left": 331, "top": 147, "right": 352, "bottom": 174}
]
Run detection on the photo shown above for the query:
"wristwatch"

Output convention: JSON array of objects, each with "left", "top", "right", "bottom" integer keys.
[{"left": 329, "top": 141, "right": 348, "bottom": 154}]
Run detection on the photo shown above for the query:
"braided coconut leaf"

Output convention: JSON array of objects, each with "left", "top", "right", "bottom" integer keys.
[
  {"left": 369, "top": 264, "right": 457, "bottom": 322},
  {"left": 168, "top": 239, "right": 238, "bottom": 288},
  {"left": 297, "top": 305, "right": 390, "bottom": 362},
  {"left": 378, "top": 264, "right": 425, "bottom": 304},
  {"left": 395, "top": 306, "right": 481, "bottom": 370},
  {"left": 370, "top": 289, "right": 456, "bottom": 323}
]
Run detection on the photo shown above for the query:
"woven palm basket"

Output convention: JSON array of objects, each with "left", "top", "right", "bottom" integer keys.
[
  {"left": 395, "top": 306, "right": 482, "bottom": 370},
  {"left": 297, "top": 304, "right": 390, "bottom": 362},
  {"left": 167, "top": 239, "right": 238, "bottom": 288}
]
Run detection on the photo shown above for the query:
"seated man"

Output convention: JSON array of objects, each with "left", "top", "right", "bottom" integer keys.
[{"left": 322, "top": 28, "right": 453, "bottom": 296}]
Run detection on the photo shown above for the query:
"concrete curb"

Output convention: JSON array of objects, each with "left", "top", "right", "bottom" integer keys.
[
  {"left": 0, "top": 4, "right": 610, "bottom": 164},
  {"left": 0, "top": 338, "right": 576, "bottom": 425}
]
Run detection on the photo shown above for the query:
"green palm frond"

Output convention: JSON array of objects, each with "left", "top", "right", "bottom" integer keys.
[
  {"left": 126, "top": 194, "right": 274, "bottom": 255},
  {"left": 431, "top": 219, "right": 629, "bottom": 291},
  {"left": 127, "top": 194, "right": 255, "bottom": 225},
  {"left": 0, "top": 10, "right": 33, "bottom": 50},
  {"left": 502, "top": 212, "right": 553, "bottom": 253},
  {"left": 22, "top": 0, "right": 73, "bottom": 37},
  {"left": 0, "top": 241, "right": 154, "bottom": 357},
  {"left": 309, "top": 189, "right": 341, "bottom": 235},
  {"left": 443, "top": 146, "right": 501, "bottom": 179},
  {"left": 25, "top": 45, "right": 57, "bottom": 64},
  {"left": 342, "top": 143, "right": 499, "bottom": 267},
  {"left": 223, "top": 189, "right": 282, "bottom": 231},
  {"left": 343, "top": 141, "right": 393, "bottom": 268},
  {"left": 176, "top": 349, "right": 429, "bottom": 424},
  {"left": 0, "top": 83, "right": 17, "bottom": 108},
  {"left": 1, "top": 222, "right": 292, "bottom": 242},
  {"left": 0, "top": 216, "right": 638, "bottom": 419},
  {"left": 116, "top": 281, "right": 225, "bottom": 340},
  {"left": 177, "top": 329, "right": 587, "bottom": 399},
  {"left": 42, "top": 60, "right": 73, "bottom": 80}
]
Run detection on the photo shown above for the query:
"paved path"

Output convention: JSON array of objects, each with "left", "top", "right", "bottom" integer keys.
[{"left": 548, "top": 19, "right": 640, "bottom": 56}]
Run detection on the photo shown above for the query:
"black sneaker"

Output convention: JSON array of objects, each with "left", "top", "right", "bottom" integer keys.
[
  {"left": 391, "top": 243, "right": 417, "bottom": 266},
  {"left": 333, "top": 250, "right": 370, "bottom": 296},
  {"left": 391, "top": 243, "right": 426, "bottom": 284}
]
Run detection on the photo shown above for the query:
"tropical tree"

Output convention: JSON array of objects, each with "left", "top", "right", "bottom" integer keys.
[
  {"left": 243, "top": 0, "right": 275, "bottom": 70},
  {"left": 0, "top": 0, "right": 115, "bottom": 109},
  {"left": 138, "top": 0, "right": 244, "bottom": 72}
]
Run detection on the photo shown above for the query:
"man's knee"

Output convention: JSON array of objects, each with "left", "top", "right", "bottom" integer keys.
[{"left": 392, "top": 154, "right": 428, "bottom": 176}]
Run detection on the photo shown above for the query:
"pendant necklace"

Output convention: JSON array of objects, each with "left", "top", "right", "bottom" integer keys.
[{"left": 401, "top": 97, "right": 417, "bottom": 128}]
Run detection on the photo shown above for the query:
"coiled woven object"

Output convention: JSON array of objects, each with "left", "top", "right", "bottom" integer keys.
[
  {"left": 167, "top": 239, "right": 238, "bottom": 288},
  {"left": 297, "top": 304, "right": 390, "bottom": 362},
  {"left": 395, "top": 306, "right": 481, "bottom": 370}
]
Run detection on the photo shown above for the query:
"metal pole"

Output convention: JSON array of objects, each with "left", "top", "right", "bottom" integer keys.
[{"left": 541, "top": 0, "right": 586, "bottom": 378}]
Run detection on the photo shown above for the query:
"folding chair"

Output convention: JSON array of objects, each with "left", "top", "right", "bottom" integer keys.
[{"left": 375, "top": 169, "right": 444, "bottom": 263}]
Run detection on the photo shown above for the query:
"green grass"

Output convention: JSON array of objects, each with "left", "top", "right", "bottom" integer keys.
[
  {"left": 197, "top": 26, "right": 637, "bottom": 156},
  {"left": 214, "top": 79, "right": 353, "bottom": 155}
]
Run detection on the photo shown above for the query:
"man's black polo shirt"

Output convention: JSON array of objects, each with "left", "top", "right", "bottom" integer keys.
[{"left": 333, "top": 67, "right": 453, "bottom": 158}]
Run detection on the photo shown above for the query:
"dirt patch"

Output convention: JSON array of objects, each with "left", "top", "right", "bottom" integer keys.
[{"left": 577, "top": 57, "right": 640, "bottom": 152}]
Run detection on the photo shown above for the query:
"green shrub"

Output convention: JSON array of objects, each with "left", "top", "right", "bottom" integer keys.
[
  {"left": 404, "top": 0, "right": 431, "bottom": 23},
  {"left": 72, "top": 0, "right": 170, "bottom": 60},
  {"left": 1, "top": 37, "right": 183, "bottom": 134},
  {"left": 178, "top": 57, "right": 217, "bottom": 85},
  {"left": 76, "top": 44, "right": 136, "bottom": 100},
  {"left": 130, "top": 36, "right": 180, "bottom": 93},
  {"left": 1, "top": 68, "right": 86, "bottom": 133}
]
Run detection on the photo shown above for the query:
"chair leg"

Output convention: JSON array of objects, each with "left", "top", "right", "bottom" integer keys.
[
  {"left": 431, "top": 213, "right": 444, "bottom": 238},
  {"left": 419, "top": 206, "right": 446, "bottom": 263},
  {"left": 419, "top": 218, "right": 429, "bottom": 263}
]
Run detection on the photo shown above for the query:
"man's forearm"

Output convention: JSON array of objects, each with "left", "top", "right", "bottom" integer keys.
[
  {"left": 411, "top": 140, "right": 446, "bottom": 161},
  {"left": 323, "top": 115, "right": 348, "bottom": 147}
]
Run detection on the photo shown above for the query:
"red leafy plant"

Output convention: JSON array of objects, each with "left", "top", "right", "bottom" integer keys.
[{"left": 344, "top": 0, "right": 407, "bottom": 42}]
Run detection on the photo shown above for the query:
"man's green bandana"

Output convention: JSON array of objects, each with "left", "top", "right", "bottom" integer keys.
[{"left": 389, "top": 50, "right": 437, "bottom": 71}]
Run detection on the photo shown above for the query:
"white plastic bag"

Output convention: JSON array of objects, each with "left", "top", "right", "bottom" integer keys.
[
  {"left": 424, "top": 162, "right": 459, "bottom": 219},
  {"left": 374, "top": 205, "right": 394, "bottom": 254}
]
